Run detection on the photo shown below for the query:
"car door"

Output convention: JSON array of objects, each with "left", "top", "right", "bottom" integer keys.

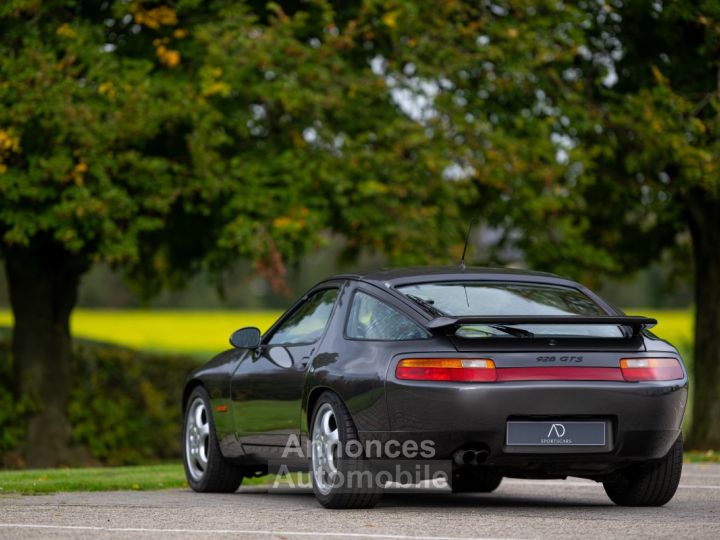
[{"left": 230, "top": 285, "right": 341, "bottom": 452}]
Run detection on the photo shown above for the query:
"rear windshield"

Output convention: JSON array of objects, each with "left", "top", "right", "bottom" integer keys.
[{"left": 397, "top": 281, "right": 623, "bottom": 338}]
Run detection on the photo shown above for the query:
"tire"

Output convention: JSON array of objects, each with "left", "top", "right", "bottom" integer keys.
[
  {"left": 603, "top": 435, "right": 683, "bottom": 506},
  {"left": 183, "top": 386, "right": 243, "bottom": 493},
  {"left": 310, "top": 392, "right": 382, "bottom": 509},
  {"left": 452, "top": 469, "right": 503, "bottom": 493}
]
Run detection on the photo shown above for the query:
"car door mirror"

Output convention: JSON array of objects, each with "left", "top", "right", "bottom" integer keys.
[{"left": 229, "top": 327, "right": 261, "bottom": 349}]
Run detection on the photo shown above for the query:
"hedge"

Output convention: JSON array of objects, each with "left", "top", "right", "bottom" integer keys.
[{"left": 0, "top": 330, "right": 200, "bottom": 467}]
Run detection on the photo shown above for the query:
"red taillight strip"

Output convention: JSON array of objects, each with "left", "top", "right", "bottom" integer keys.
[
  {"left": 619, "top": 358, "right": 684, "bottom": 381},
  {"left": 395, "top": 358, "right": 685, "bottom": 383},
  {"left": 496, "top": 367, "right": 624, "bottom": 382}
]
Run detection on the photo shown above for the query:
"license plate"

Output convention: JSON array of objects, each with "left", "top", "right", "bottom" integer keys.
[{"left": 506, "top": 421, "right": 607, "bottom": 447}]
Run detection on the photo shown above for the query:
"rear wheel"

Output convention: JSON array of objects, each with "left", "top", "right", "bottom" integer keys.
[
  {"left": 183, "top": 386, "right": 243, "bottom": 493},
  {"left": 603, "top": 435, "right": 683, "bottom": 506},
  {"left": 452, "top": 469, "right": 503, "bottom": 493},
  {"left": 310, "top": 392, "right": 381, "bottom": 509}
]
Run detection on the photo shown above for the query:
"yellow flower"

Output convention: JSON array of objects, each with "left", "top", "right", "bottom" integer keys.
[
  {"left": 173, "top": 28, "right": 189, "bottom": 39},
  {"left": 202, "top": 81, "right": 231, "bottom": 97},
  {"left": 98, "top": 81, "right": 116, "bottom": 98},
  {"left": 72, "top": 160, "right": 88, "bottom": 186},
  {"left": 0, "top": 129, "right": 20, "bottom": 174},
  {"left": 56, "top": 23, "right": 76, "bottom": 38},
  {"left": 507, "top": 28, "right": 518, "bottom": 39},
  {"left": 134, "top": 5, "right": 178, "bottom": 30},
  {"left": 155, "top": 45, "right": 180, "bottom": 68},
  {"left": 0, "top": 129, "right": 21, "bottom": 152},
  {"left": 149, "top": 6, "right": 177, "bottom": 25},
  {"left": 382, "top": 11, "right": 399, "bottom": 29},
  {"left": 272, "top": 216, "right": 294, "bottom": 229}
]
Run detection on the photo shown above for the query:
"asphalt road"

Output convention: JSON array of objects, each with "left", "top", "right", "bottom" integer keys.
[{"left": 1, "top": 463, "right": 719, "bottom": 539}]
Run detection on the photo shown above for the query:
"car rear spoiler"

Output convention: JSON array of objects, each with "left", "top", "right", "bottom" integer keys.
[{"left": 425, "top": 316, "right": 657, "bottom": 337}]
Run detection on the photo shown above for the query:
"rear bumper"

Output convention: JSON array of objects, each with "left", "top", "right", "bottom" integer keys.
[{"left": 371, "top": 379, "right": 687, "bottom": 474}]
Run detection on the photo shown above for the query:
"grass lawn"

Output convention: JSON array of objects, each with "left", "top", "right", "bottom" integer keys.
[
  {"left": 0, "top": 464, "right": 275, "bottom": 494},
  {"left": 1, "top": 452, "right": 717, "bottom": 494},
  {"left": 0, "top": 464, "right": 187, "bottom": 494},
  {"left": 683, "top": 450, "right": 720, "bottom": 463}
]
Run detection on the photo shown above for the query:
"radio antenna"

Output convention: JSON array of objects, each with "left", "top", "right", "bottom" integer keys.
[{"left": 459, "top": 217, "right": 477, "bottom": 271}]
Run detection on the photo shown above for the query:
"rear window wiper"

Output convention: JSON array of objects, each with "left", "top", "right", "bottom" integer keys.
[
  {"left": 485, "top": 324, "right": 535, "bottom": 338},
  {"left": 405, "top": 294, "right": 446, "bottom": 317}
]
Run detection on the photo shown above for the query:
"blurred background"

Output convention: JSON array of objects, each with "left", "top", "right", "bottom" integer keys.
[
  {"left": 0, "top": 0, "right": 717, "bottom": 472},
  {"left": 0, "top": 244, "right": 696, "bottom": 312}
]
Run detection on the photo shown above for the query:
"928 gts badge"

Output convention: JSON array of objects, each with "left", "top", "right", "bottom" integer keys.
[{"left": 536, "top": 355, "right": 584, "bottom": 363}]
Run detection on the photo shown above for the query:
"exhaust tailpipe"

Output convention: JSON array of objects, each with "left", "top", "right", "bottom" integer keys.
[
  {"left": 474, "top": 449, "right": 489, "bottom": 464},
  {"left": 452, "top": 448, "right": 489, "bottom": 466},
  {"left": 453, "top": 449, "right": 477, "bottom": 466}
]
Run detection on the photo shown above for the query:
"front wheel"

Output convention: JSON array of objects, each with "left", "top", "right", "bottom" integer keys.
[
  {"left": 183, "top": 386, "right": 243, "bottom": 493},
  {"left": 603, "top": 435, "right": 683, "bottom": 506}
]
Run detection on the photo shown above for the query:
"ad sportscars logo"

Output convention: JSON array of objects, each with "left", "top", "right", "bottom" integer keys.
[
  {"left": 541, "top": 423, "right": 573, "bottom": 444},
  {"left": 547, "top": 423, "right": 566, "bottom": 438}
]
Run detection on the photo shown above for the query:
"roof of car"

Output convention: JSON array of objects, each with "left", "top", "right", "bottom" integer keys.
[{"left": 331, "top": 266, "right": 573, "bottom": 287}]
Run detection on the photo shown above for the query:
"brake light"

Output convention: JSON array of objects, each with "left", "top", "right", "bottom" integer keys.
[
  {"left": 396, "top": 358, "right": 684, "bottom": 383},
  {"left": 619, "top": 358, "right": 684, "bottom": 381},
  {"left": 396, "top": 358, "right": 497, "bottom": 382}
]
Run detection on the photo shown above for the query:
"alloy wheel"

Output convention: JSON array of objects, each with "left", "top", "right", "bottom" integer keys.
[
  {"left": 185, "top": 397, "right": 210, "bottom": 481},
  {"left": 311, "top": 403, "right": 340, "bottom": 495}
]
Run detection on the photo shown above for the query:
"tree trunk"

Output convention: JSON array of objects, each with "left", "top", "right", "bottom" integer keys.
[
  {"left": 5, "top": 241, "right": 85, "bottom": 467},
  {"left": 686, "top": 192, "right": 720, "bottom": 449}
]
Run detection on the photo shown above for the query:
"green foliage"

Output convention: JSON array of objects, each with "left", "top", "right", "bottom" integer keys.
[
  {"left": 0, "top": 0, "right": 605, "bottom": 288},
  {"left": 0, "top": 3, "right": 193, "bottom": 268},
  {"left": 0, "top": 1, "right": 464, "bottom": 293},
  {"left": 559, "top": 1, "right": 720, "bottom": 278},
  {"left": 68, "top": 342, "right": 197, "bottom": 465},
  {"left": 0, "top": 334, "right": 198, "bottom": 466},
  {"left": 0, "top": 339, "right": 33, "bottom": 457},
  {"left": 1, "top": 1, "right": 716, "bottom": 301}
]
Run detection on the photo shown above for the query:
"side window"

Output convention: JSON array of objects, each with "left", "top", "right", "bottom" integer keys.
[
  {"left": 268, "top": 289, "right": 338, "bottom": 346},
  {"left": 346, "top": 291, "right": 428, "bottom": 341}
]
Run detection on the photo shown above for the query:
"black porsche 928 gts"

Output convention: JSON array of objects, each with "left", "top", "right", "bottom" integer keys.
[{"left": 182, "top": 267, "right": 687, "bottom": 509}]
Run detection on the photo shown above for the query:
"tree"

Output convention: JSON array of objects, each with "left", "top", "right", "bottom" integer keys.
[
  {"left": 444, "top": 1, "right": 720, "bottom": 447},
  {"left": 562, "top": 2, "right": 720, "bottom": 448},
  {"left": 0, "top": 0, "right": 198, "bottom": 465},
  {"left": 0, "top": 0, "right": 468, "bottom": 466}
]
